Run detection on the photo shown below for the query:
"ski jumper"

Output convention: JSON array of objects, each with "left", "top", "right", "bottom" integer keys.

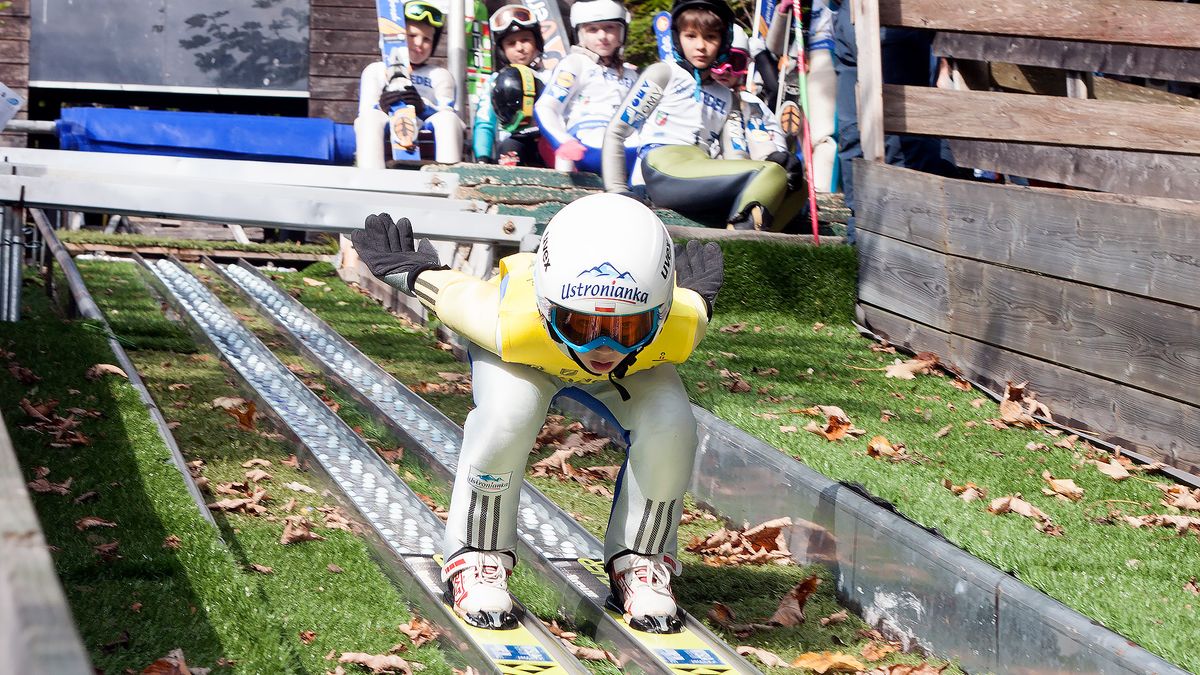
[
  {"left": 414, "top": 253, "right": 708, "bottom": 562},
  {"left": 472, "top": 67, "right": 548, "bottom": 164},
  {"left": 603, "top": 60, "right": 806, "bottom": 230},
  {"left": 534, "top": 46, "right": 639, "bottom": 174}
]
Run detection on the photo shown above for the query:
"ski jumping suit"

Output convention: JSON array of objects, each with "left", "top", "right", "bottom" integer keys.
[
  {"left": 355, "top": 61, "right": 464, "bottom": 165},
  {"left": 534, "top": 46, "right": 639, "bottom": 174},
  {"left": 414, "top": 253, "right": 708, "bottom": 563},
  {"left": 734, "top": 90, "right": 788, "bottom": 161},
  {"left": 603, "top": 60, "right": 806, "bottom": 230},
  {"left": 473, "top": 67, "right": 548, "bottom": 165}
]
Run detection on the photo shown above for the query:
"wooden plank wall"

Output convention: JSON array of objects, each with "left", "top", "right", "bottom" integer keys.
[
  {"left": 310, "top": 0, "right": 381, "bottom": 123},
  {"left": 854, "top": 161, "right": 1200, "bottom": 474},
  {"left": 0, "top": 0, "right": 29, "bottom": 147}
]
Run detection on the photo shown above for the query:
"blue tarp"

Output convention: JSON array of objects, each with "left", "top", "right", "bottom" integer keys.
[{"left": 57, "top": 107, "right": 357, "bottom": 165}]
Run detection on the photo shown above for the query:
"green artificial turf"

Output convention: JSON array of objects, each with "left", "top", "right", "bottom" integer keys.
[
  {"left": 17, "top": 260, "right": 458, "bottom": 674},
  {"left": 58, "top": 230, "right": 339, "bottom": 255}
]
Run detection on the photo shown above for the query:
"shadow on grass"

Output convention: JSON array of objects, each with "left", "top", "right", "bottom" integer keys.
[{"left": 0, "top": 283, "right": 230, "bottom": 672}]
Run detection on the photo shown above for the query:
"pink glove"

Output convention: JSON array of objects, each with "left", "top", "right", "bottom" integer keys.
[{"left": 555, "top": 140, "right": 587, "bottom": 162}]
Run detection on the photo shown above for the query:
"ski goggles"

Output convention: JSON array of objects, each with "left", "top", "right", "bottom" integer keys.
[
  {"left": 405, "top": 1, "right": 445, "bottom": 27},
  {"left": 710, "top": 49, "right": 749, "bottom": 77},
  {"left": 549, "top": 306, "right": 659, "bottom": 355},
  {"left": 490, "top": 5, "right": 539, "bottom": 34}
]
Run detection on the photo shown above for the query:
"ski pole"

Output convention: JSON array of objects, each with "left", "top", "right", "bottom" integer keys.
[{"left": 790, "top": 0, "right": 820, "bottom": 245}]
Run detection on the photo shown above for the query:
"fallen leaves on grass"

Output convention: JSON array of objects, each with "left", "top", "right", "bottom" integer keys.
[
  {"left": 300, "top": 630, "right": 317, "bottom": 645},
  {"left": 318, "top": 506, "right": 361, "bottom": 534},
  {"left": 1041, "top": 471, "right": 1083, "bottom": 502},
  {"left": 933, "top": 424, "right": 952, "bottom": 439},
  {"left": 1091, "top": 458, "right": 1132, "bottom": 481},
  {"left": 76, "top": 516, "right": 117, "bottom": 530},
  {"left": 706, "top": 602, "right": 775, "bottom": 637},
  {"left": 768, "top": 574, "right": 821, "bottom": 626},
  {"left": 248, "top": 563, "right": 274, "bottom": 574},
  {"left": 860, "top": 641, "right": 898, "bottom": 661},
  {"left": 163, "top": 534, "right": 182, "bottom": 550},
  {"left": 950, "top": 378, "right": 972, "bottom": 392},
  {"left": 1185, "top": 578, "right": 1199, "bottom": 596},
  {"left": 1157, "top": 484, "right": 1200, "bottom": 512},
  {"left": 819, "top": 609, "right": 848, "bottom": 626},
  {"left": 208, "top": 489, "right": 270, "bottom": 516},
  {"left": 996, "top": 381, "right": 1050, "bottom": 429},
  {"left": 141, "top": 648, "right": 198, "bottom": 674},
  {"left": 797, "top": 406, "right": 866, "bottom": 441},
  {"left": 85, "top": 363, "right": 127, "bottom": 380},
  {"left": 791, "top": 651, "right": 864, "bottom": 672},
  {"left": 397, "top": 616, "right": 440, "bottom": 647},
  {"left": 1124, "top": 513, "right": 1200, "bottom": 534},
  {"left": 28, "top": 470, "right": 74, "bottom": 495},
  {"left": 94, "top": 540, "right": 121, "bottom": 562},
  {"left": 280, "top": 516, "right": 326, "bottom": 545},
  {"left": 866, "top": 435, "right": 910, "bottom": 462},
  {"left": 245, "top": 468, "right": 272, "bottom": 483},
  {"left": 242, "top": 458, "right": 272, "bottom": 468},
  {"left": 416, "top": 493, "right": 449, "bottom": 521},
  {"left": 884, "top": 355, "right": 938, "bottom": 380},
  {"left": 865, "top": 665, "right": 948, "bottom": 675},
  {"left": 988, "top": 495, "right": 1062, "bottom": 536},
  {"left": 302, "top": 277, "right": 328, "bottom": 287},
  {"left": 8, "top": 362, "right": 41, "bottom": 384},
  {"left": 285, "top": 481, "right": 318, "bottom": 494},
  {"left": 686, "top": 517, "right": 793, "bottom": 566},
  {"left": 736, "top": 646, "right": 790, "bottom": 668},
  {"left": 18, "top": 398, "right": 92, "bottom": 447},
  {"left": 942, "top": 479, "right": 986, "bottom": 503},
  {"left": 679, "top": 506, "right": 719, "bottom": 525},
  {"left": 719, "top": 322, "right": 746, "bottom": 333}
]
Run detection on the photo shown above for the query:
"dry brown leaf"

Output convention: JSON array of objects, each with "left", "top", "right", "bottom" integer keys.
[
  {"left": 791, "top": 651, "right": 865, "bottom": 673},
  {"left": 860, "top": 641, "right": 898, "bottom": 662},
  {"left": 687, "top": 517, "right": 793, "bottom": 566},
  {"left": 211, "top": 396, "right": 250, "bottom": 410},
  {"left": 245, "top": 468, "right": 273, "bottom": 483},
  {"left": 226, "top": 402, "right": 258, "bottom": 431},
  {"left": 530, "top": 448, "right": 579, "bottom": 479},
  {"left": 1053, "top": 434, "right": 1079, "bottom": 450},
  {"left": 719, "top": 322, "right": 746, "bottom": 333},
  {"left": 942, "top": 479, "right": 986, "bottom": 503},
  {"left": 707, "top": 602, "right": 736, "bottom": 627},
  {"left": 302, "top": 277, "right": 328, "bottom": 287},
  {"left": 869, "top": 342, "right": 896, "bottom": 354},
  {"left": 866, "top": 665, "right": 949, "bottom": 675},
  {"left": 299, "top": 630, "right": 317, "bottom": 644},
  {"left": 819, "top": 609, "right": 848, "bottom": 626},
  {"left": 1041, "top": 471, "right": 1083, "bottom": 502},
  {"left": 866, "top": 435, "right": 909, "bottom": 462},
  {"left": 988, "top": 495, "right": 1061, "bottom": 535},
  {"left": 28, "top": 476, "right": 73, "bottom": 495},
  {"left": 769, "top": 574, "right": 821, "bottom": 626},
  {"left": 8, "top": 362, "right": 41, "bottom": 384},
  {"left": 86, "top": 363, "right": 128, "bottom": 380},
  {"left": 163, "top": 535, "right": 182, "bottom": 550},
  {"left": 934, "top": 424, "right": 952, "bottom": 438},
  {"left": 94, "top": 540, "right": 122, "bottom": 561},
  {"left": 565, "top": 644, "right": 616, "bottom": 663},
  {"left": 970, "top": 398, "right": 986, "bottom": 409},
  {"left": 282, "top": 454, "right": 300, "bottom": 468},
  {"left": 242, "top": 458, "right": 272, "bottom": 468},
  {"left": 884, "top": 357, "right": 937, "bottom": 380},
  {"left": 397, "top": 616, "right": 439, "bottom": 647},
  {"left": 280, "top": 516, "right": 326, "bottom": 545},
  {"left": 1092, "top": 458, "right": 1131, "bottom": 481},
  {"left": 1185, "top": 578, "right": 1199, "bottom": 596},
  {"left": 141, "top": 648, "right": 193, "bottom": 674},
  {"left": 285, "top": 481, "right": 318, "bottom": 494},
  {"left": 76, "top": 516, "right": 117, "bottom": 531},
  {"left": 950, "top": 378, "right": 972, "bottom": 392},
  {"left": 74, "top": 490, "right": 100, "bottom": 504},
  {"left": 736, "top": 646, "right": 790, "bottom": 668},
  {"left": 812, "top": 322, "right": 826, "bottom": 332},
  {"left": 998, "top": 381, "right": 1050, "bottom": 428}
]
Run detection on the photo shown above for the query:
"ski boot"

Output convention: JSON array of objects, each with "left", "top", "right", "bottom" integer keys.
[
  {"left": 442, "top": 549, "right": 520, "bottom": 630},
  {"left": 606, "top": 551, "right": 684, "bottom": 634}
]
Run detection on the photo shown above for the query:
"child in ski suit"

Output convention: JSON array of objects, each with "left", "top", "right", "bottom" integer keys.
[
  {"left": 355, "top": 0, "right": 464, "bottom": 165},
  {"left": 603, "top": 0, "right": 807, "bottom": 230},
  {"left": 473, "top": 5, "right": 549, "bottom": 165},
  {"left": 350, "top": 193, "right": 725, "bottom": 634},
  {"left": 534, "top": 0, "right": 639, "bottom": 174}
]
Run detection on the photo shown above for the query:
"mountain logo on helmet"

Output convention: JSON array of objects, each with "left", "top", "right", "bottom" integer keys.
[{"left": 578, "top": 262, "right": 634, "bottom": 281}]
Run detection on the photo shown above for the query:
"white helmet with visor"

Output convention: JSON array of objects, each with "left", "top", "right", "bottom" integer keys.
[
  {"left": 570, "top": 0, "right": 632, "bottom": 41},
  {"left": 533, "top": 194, "right": 674, "bottom": 357}
]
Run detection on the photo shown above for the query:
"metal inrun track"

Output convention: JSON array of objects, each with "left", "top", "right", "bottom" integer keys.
[
  {"left": 210, "top": 259, "right": 760, "bottom": 675},
  {"left": 136, "top": 255, "right": 589, "bottom": 675}
]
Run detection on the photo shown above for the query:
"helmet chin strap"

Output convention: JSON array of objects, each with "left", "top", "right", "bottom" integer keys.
[{"left": 551, "top": 328, "right": 640, "bottom": 401}]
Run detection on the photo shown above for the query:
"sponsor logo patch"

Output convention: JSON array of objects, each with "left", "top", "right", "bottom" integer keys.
[
  {"left": 468, "top": 466, "right": 512, "bottom": 493},
  {"left": 555, "top": 70, "right": 576, "bottom": 89},
  {"left": 561, "top": 263, "right": 649, "bottom": 305}
]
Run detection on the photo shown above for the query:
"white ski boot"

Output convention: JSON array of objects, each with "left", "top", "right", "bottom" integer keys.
[
  {"left": 607, "top": 552, "right": 684, "bottom": 634},
  {"left": 442, "top": 550, "right": 519, "bottom": 630}
]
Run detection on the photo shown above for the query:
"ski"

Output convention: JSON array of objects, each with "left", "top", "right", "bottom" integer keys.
[
  {"left": 375, "top": 0, "right": 421, "bottom": 161},
  {"left": 652, "top": 11, "right": 675, "bottom": 62},
  {"left": 522, "top": 0, "right": 570, "bottom": 71}
]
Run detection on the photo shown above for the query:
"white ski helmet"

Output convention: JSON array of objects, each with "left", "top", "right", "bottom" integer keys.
[
  {"left": 534, "top": 194, "right": 674, "bottom": 355},
  {"left": 570, "top": 0, "right": 632, "bottom": 41},
  {"left": 732, "top": 24, "right": 749, "bottom": 53}
]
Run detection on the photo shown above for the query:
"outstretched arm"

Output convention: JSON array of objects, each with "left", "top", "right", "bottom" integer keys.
[{"left": 602, "top": 61, "right": 671, "bottom": 192}]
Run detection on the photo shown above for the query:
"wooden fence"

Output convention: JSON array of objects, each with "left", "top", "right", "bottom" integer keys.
[{"left": 853, "top": 0, "right": 1200, "bottom": 472}]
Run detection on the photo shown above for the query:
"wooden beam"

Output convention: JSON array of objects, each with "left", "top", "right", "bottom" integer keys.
[
  {"left": 883, "top": 84, "right": 1200, "bottom": 155},
  {"left": 948, "top": 140, "right": 1200, "bottom": 201},
  {"left": 854, "top": 0, "right": 885, "bottom": 162},
  {"left": 934, "top": 33, "right": 1200, "bottom": 85},
  {"left": 859, "top": 303, "right": 1200, "bottom": 474},
  {"left": 879, "top": 0, "right": 1200, "bottom": 49},
  {"left": 857, "top": 230, "right": 949, "bottom": 328},
  {"left": 857, "top": 162, "right": 1200, "bottom": 312},
  {"left": 988, "top": 63, "right": 1200, "bottom": 107}
]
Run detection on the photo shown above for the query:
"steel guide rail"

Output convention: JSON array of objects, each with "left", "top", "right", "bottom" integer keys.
[
  {"left": 211, "top": 259, "right": 760, "bottom": 675},
  {"left": 135, "top": 255, "right": 588, "bottom": 675}
]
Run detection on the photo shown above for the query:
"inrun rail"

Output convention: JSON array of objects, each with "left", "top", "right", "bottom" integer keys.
[
  {"left": 208, "top": 258, "right": 760, "bottom": 675},
  {"left": 136, "top": 255, "right": 589, "bottom": 675}
]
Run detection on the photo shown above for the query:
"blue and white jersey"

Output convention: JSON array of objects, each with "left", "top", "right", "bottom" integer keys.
[
  {"left": 412, "top": 63, "right": 458, "bottom": 118},
  {"left": 534, "top": 46, "right": 638, "bottom": 150}
]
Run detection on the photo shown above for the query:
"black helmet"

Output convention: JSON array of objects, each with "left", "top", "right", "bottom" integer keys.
[
  {"left": 668, "top": 0, "right": 735, "bottom": 71},
  {"left": 492, "top": 65, "right": 544, "bottom": 132}
]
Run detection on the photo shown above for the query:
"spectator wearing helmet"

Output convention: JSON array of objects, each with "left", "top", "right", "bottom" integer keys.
[
  {"left": 350, "top": 194, "right": 726, "bottom": 634},
  {"left": 709, "top": 25, "right": 789, "bottom": 162},
  {"left": 533, "top": 0, "right": 639, "bottom": 174},
  {"left": 473, "top": 5, "right": 548, "bottom": 164},
  {"left": 482, "top": 65, "right": 548, "bottom": 166},
  {"left": 355, "top": 0, "right": 464, "bottom": 165},
  {"left": 603, "top": 0, "right": 808, "bottom": 230}
]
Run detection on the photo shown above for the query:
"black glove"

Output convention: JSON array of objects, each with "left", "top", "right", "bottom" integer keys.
[
  {"left": 379, "top": 85, "right": 426, "bottom": 117},
  {"left": 673, "top": 240, "right": 724, "bottom": 318},
  {"left": 766, "top": 150, "right": 806, "bottom": 193},
  {"left": 350, "top": 213, "right": 446, "bottom": 296}
]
